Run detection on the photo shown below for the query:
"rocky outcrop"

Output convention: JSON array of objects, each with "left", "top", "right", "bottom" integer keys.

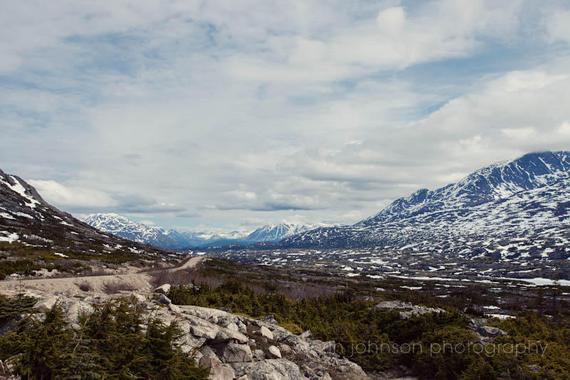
[
  {"left": 469, "top": 318, "right": 508, "bottom": 342},
  {"left": 25, "top": 291, "right": 369, "bottom": 380},
  {"left": 375, "top": 301, "right": 445, "bottom": 319}
]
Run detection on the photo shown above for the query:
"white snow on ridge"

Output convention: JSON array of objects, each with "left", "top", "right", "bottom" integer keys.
[
  {"left": 2, "top": 176, "right": 41, "bottom": 209},
  {"left": 0, "top": 232, "right": 19, "bottom": 243}
]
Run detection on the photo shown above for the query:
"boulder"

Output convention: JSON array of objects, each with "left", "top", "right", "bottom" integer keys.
[
  {"left": 227, "top": 322, "right": 240, "bottom": 332},
  {"left": 267, "top": 345, "right": 282, "bottom": 359},
  {"left": 279, "top": 344, "right": 292, "bottom": 356},
  {"left": 259, "top": 326, "right": 274, "bottom": 340},
  {"left": 34, "top": 297, "right": 58, "bottom": 313},
  {"left": 168, "top": 303, "right": 181, "bottom": 313},
  {"left": 154, "top": 284, "right": 171, "bottom": 294},
  {"left": 253, "top": 349, "right": 265, "bottom": 360},
  {"left": 222, "top": 343, "right": 253, "bottom": 363},
  {"left": 232, "top": 359, "right": 307, "bottom": 380},
  {"left": 199, "top": 352, "right": 236, "bottom": 380},
  {"left": 188, "top": 318, "right": 220, "bottom": 340},
  {"left": 215, "top": 327, "right": 249, "bottom": 344},
  {"left": 157, "top": 294, "right": 172, "bottom": 305},
  {"left": 211, "top": 364, "right": 236, "bottom": 380},
  {"left": 66, "top": 300, "right": 94, "bottom": 323},
  {"left": 478, "top": 325, "right": 507, "bottom": 337}
]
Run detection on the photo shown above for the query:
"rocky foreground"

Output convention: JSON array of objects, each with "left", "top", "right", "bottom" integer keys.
[{"left": 4, "top": 284, "right": 369, "bottom": 380}]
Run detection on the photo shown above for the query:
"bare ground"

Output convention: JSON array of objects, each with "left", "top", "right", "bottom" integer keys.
[{"left": 0, "top": 255, "right": 204, "bottom": 298}]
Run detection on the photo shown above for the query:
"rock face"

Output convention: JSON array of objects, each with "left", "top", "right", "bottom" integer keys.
[{"left": 170, "top": 305, "right": 369, "bottom": 379}]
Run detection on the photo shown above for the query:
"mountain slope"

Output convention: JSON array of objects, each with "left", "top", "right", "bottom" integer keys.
[
  {"left": 0, "top": 169, "right": 163, "bottom": 257},
  {"left": 282, "top": 151, "right": 570, "bottom": 260}
]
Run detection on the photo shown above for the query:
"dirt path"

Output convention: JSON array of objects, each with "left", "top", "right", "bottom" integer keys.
[{"left": 0, "top": 255, "right": 204, "bottom": 298}]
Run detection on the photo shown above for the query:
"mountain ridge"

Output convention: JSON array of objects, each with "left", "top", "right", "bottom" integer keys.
[
  {"left": 83, "top": 213, "right": 315, "bottom": 250},
  {"left": 0, "top": 169, "right": 164, "bottom": 257},
  {"left": 281, "top": 151, "right": 570, "bottom": 260}
]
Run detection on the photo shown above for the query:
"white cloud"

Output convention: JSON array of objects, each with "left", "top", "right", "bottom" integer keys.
[
  {"left": 2, "top": 0, "right": 570, "bottom": 230},
  {"left": 29, "top": 180, "right": 117, "bottom": 209},
  {"left": 545, "top": 8, "right": 570, "bottom": 43}
]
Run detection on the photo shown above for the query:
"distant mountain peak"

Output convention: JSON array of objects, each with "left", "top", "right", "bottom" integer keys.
[
  {"left": 246, "top": 223, "right": 315, "bottom": 242},
  {"left": 84, "top": 214, "right": 316, "bottom": 249}
]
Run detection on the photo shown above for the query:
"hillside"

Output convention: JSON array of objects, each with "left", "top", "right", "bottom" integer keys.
[
  {"left": 0, "top": 169, "right": 165, "bottom": 259},
  {"left": 282, "top": 152, "right": 570, "bottom": 260}
]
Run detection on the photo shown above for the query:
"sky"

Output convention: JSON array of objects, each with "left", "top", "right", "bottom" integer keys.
[{"left": 2, "top": 0, "right": 570, "bottom": 232}]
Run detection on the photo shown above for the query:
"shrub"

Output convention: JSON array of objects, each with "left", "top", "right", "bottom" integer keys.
[
  {"left": 0, "top": 297, "right": 208, "bottom": 379},
  {"left": 102, "top": 280, "right": 137, "bottom": 294},
  {"left": 76, "top": 281, "right": 93, "bottom": 292}
]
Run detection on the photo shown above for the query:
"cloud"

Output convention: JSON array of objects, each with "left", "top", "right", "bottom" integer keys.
[
  {"left": 2, "top": 0, "right": 570, "bottom": 230},
  {"left": 29, "top": 180, "right": 117, "bottom": 210},
  {"left": 545, "top": 8, "right": 570, "bottom": 43},
  {"left": 28, "top": 179, "right": 185, "bottom": 215}
]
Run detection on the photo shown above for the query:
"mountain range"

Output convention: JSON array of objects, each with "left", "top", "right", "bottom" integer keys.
[
  {"left": 2, "top": 151, "right": 568, "bottom": 261},
  {"left": 83, "top": 213, "right": 315, "bottom": 250},
  {"left": 0, "top": 169, "right": 163, "bottom": 257},
  {"left": 281, "top": 151, "right": 570, "bottom": 260}
]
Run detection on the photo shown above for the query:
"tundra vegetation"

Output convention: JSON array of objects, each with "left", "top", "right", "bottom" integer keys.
[{"left": 167, "top": 259, "right": 570, "bottom": 380}]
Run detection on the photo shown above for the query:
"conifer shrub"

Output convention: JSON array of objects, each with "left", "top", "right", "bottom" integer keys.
[
  {"left": 0, "top": 296, "right": 209, "bottom": 379},
  {"left": 168, "top": 278, "right": 570, "bottom": 379}
]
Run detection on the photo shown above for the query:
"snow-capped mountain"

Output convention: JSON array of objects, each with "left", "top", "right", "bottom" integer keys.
[
  {"left": 0, "top": 169, "right": 162, "bottom": 256},
  {"left": 282, "top": 151, "right": 570, "bottom": 260},
  {"left": 84, "top": 214, "right": 313, "bottom": 249},
  {"left": 83, "top": 213, "right": 212, "bottom": 250},
  {"left": 245, "top": 223, "right": 315, "bottom": 242}
]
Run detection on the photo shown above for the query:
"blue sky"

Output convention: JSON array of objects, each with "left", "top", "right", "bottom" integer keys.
[{"left": 2, "top": 0, "right": 570, "bottom": 232}]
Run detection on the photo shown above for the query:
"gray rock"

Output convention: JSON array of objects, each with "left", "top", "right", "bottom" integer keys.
[
  {"left": 478, "top": 325, "right": 507, "bottom": 337},
  {"left": 233, "top": 359, "right": 307, "bottom": 380},
  {"left": 200, "top": 352, "right": 236, "bottom": 380},
  {"left": 189, "top": 319, "right": 219, "bottom": 340},
  {"left": 227, "top": 322, "right": 240, "bottom": 332},
  {"left": 157, "top": 294, "right": 172, "bottom": 305},
  {"left": 66, "top": 300, "right": 94, "bottom": 323},
  {"left": 254, "top": 349, "right": 265, "bottom": 360},
  {"left": 279, "top": 344, "right": 292, "bottom": 356},
  {"left": 211, "top": 364, "right": 236, "bottom": 380},
  {"left": 222, "top": 343, "right": 253, "bottom": 363},
  {"left": 154, "top": 284, "right": 171, "bottom": 294},
  {"left": 267, "top": 345, "right": 282, "bottom": 359},
  {"left": 34, "top": 297, "right": 58, "bottom": 313},
  {"left": 215, "top": 327, "right": 249, "bottom": 344},
  {"left": 238, "top": 320, "right": 248, "bottom": 333},
  {"left": 375, "top": 301, "right": 445, "bottom": 319},
  {"left": 261, "top": 314, "right": 278, "bottom": 325},
  {"left": 259, "top": 326, "right": 274, "bottom": 340},
  {"left": 168, "top": 303, "right": 181, "bottom": 313}
]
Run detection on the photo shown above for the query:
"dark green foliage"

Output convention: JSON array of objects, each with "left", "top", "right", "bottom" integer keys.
[
  {"left": 0, "top": 294, "right": 36, "bottom": 325},
  {"left": 170, "top": 279, "right": 570, "bottom": 380},
  {"left": 0, "top": 296, "right": 209, "bottom": 380}
]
